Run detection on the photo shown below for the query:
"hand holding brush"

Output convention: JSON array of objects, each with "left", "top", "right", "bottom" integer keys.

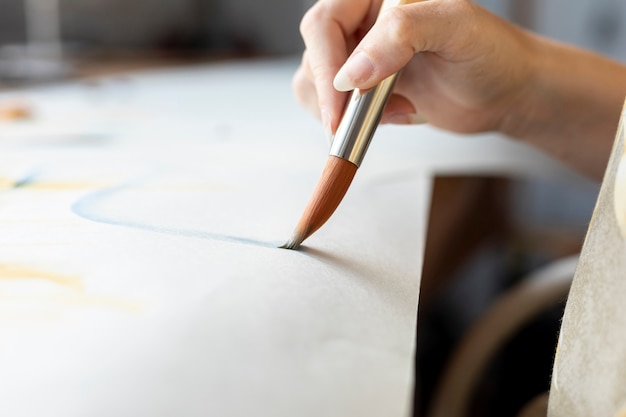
[{"left": 284, "top": 0, "right": 626, "bottom": 249}]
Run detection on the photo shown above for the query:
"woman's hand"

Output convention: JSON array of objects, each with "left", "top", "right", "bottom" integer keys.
[
  {"left": 293, "top": 0, "right": 535, "bottom": 137},
  {"left": 294, "top": 0, "right": 626, "bottom": 180}
]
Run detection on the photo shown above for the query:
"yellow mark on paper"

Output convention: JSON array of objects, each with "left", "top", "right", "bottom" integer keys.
[
  {"left": 0, "top": 293, "right": 143, "bottom": 327},
  {"left": 614, "top": 403, "right": 626, "bottom": 417},
  {"left": 0, "top": 102, "right": 32, "bottom": 121},
  {"left": 1, "top": 293, "right": 142, "bottom": 314},
  {"left": 0, "top": 177, "right": 231, "bottom": 192},
  {"left": 0, "top": 177, "right": 106, "bottom": 191},
  {"left": 59, "top": 293, "right": 142, "bottom": 313},
  {"left": 139, "top": 183, "right": 237, "bottom": 191},
  {"left": 24, "top": 181, "right": 104, "bottom": 190},
  {"left": 0, "top": 263, "right": 83, "bottom": 290},
  {"left": 0, "top": 263, "right": 144, "bottom": 325},
  {"left": 0, "top": 177, "right": 15, "bottom": 189}
]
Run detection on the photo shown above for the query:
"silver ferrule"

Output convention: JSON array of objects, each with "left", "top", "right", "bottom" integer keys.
[{"left": 329, "top": 72, "right": 399, "bottom": 167}]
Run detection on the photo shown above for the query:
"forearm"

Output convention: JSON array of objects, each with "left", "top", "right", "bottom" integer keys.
[{"left": 502, "top": 35, "right": 626, "bottom": 181}]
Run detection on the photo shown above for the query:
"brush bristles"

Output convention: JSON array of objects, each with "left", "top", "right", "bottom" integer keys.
[{"left": 281, "top": 156, "right": 358, "bottom": 250}]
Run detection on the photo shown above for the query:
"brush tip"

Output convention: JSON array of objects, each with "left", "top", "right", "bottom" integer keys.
[
  {"left": 281, "top": 156, "right": 358, "bottom": 250},
  {"left": 278, "top": 229, "right": 309, "bottom": 250},
  {"left": 278, "top": 239, "right": 301, "bottom": 250}
]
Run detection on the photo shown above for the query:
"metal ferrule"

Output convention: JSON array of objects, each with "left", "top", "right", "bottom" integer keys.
[{"left": 329, "top": 72, "right": 399, "bottom": 167}]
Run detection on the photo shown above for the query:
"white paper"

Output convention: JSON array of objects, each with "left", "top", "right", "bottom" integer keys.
[{"left": 0, "top": 58, "right": 429, "bottom": 417}]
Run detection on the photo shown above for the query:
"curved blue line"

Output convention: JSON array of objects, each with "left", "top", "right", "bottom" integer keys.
[{"left": 71, "top": 185, "right": 281, "bottom": 249}]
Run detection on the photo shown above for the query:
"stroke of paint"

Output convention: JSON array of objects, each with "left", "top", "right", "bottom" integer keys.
[
  {"left": 0, "top": 171, "right": 103, "bottom": 191},
  {"left": 71, "top": 180, "right": 281, "bottom": 248},
  {"left": 0, "top": 170, "right": 39, "bottom": 190},
  {"left": 0, "top": 263, "right": 141, "bottom": 320},
  {"left": 0, "top": 263, "right": 82, "bottom": 289}
]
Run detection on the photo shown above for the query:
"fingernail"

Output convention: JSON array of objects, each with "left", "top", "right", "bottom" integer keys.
[{"left": 333, "top": 51, "right": 375, "bottom": 92}]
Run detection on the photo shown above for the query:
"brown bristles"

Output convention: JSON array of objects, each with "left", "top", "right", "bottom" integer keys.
[{"left": 280, "top": 156, "right": 358, "bottom": 250}]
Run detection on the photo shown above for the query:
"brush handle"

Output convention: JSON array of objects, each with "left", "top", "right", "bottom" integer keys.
[
  {"left": 329, "top": 72, "right": 399, "bottom": 166},
  {"left": 329, "top": 0, "right": 414, "bottom": 166}
]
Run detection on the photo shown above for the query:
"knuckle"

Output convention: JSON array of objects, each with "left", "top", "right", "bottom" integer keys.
[
  {"left": 291, "top": 65, "right": 317, "bottom": 114},
  {"left": 299, "top": 3, "right": 326, "bottom": 38},
  {"left": 291, "top": 67, "right": 304, "bottom": 94},
  {"left": 292, "top": 68, "right": 309, "bottom": 101},
  {"left": 377, "top": 6, "right": 418, "bottom": 53}
]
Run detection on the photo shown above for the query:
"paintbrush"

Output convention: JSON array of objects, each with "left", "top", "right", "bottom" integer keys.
[{"left": 281, "top": 0, "right": 409, "bottom": 250}]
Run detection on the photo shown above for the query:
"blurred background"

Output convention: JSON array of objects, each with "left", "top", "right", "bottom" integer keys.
[
  {"left": 0, "top": 0, "right": 625, "bottom": 84},
  {"left": 1, "top": 0, "right": 625, "bottom": 416},
  {"left": 0, "top": 0, "right": 308, "bottom": 83}
]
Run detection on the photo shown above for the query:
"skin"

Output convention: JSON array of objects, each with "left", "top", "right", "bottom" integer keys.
[{"left": 293, "top": 0, "right": 626, "bottom": 180}]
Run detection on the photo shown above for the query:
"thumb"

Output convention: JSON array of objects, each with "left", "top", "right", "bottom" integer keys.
[{"left": 333, "top": 0, "right": 469, "bottom": 91}]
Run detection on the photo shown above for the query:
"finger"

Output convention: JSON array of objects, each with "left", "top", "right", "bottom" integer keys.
[
  {"left": 383, "top": 93, "right": 416, "bottom": 115},
  {"left": 334, "top": 0, "right": 476, "bottom": 91},
  {"left": 380, "top": 93, "right": 427, "bottom": 124},
  {"left": 299, "top": 0, "right": 380, "bottom": 133},
  {"left": 292, "top": 52, "right": 321, "bottom": 120}
]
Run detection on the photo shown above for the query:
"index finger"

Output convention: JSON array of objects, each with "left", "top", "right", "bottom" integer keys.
[{"left": 299, "top": 0, "right": 382, "bottom": 133}]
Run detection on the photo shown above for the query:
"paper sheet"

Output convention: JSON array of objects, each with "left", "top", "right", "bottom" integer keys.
[
  {"left": 548, "top": 101, "right": 626, "bottom": 416},
  {"left": 0, "top": 59, "right": 429, "bottom": 417}
]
